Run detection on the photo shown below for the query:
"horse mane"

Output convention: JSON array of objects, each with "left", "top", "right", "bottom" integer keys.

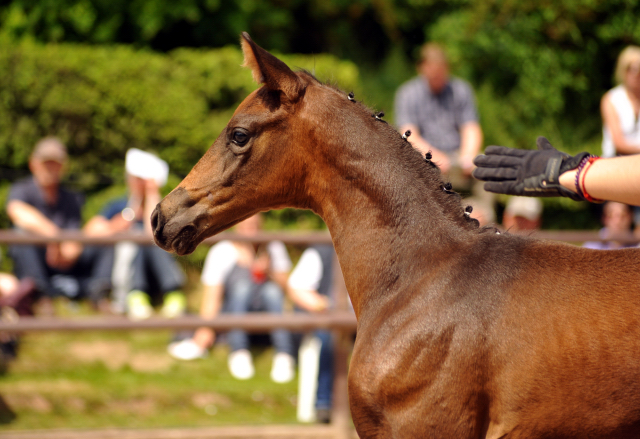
[{"left": 295, "top": 69, "right": 483, "bottom": 234}]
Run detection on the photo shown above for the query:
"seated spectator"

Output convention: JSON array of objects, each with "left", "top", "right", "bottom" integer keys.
[
  {"left": 84, "top": 149, "right": 186, "bottom": 319},
  {"left": 584, "top": 202, "right": 636, "bottom": 250},
  {"left": 0, "top": 255, "right": 36, "bottom": 362},
  {"left": 6, "top": 137, "right": 112, "bottom": 313},
  {"left": 169, "top": 214, "right": 295, "bottom": 383},
  {"left": 288, "top": 244, "right": 335, "bottom": 424},
  {"left": 502, "top": 197, "right": 543, "bottom": 232}
]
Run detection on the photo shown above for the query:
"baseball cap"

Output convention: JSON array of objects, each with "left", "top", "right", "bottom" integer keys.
[
  {"left": 125, "top": 148, "right": 169, "bottom": 186},
  {"left": 31, "top": 137, "right": 68, "bottom": 163},
  {"left": 505, "top": 197, "right": 543, "bottom": 221}
]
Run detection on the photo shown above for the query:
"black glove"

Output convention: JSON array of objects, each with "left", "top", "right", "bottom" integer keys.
[{"left": 472, "top": 137, "right": 590, "bottom": 201}]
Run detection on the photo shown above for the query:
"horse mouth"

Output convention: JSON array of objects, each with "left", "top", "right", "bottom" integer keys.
[{"left": 167, "top": 224, "right": 200, "bottom": 256}]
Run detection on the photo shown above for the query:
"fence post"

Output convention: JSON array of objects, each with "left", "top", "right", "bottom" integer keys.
[{"left": 330, "top": 253, "right": 353, "bottom": 439}]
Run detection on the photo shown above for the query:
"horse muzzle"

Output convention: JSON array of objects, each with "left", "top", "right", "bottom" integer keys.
[{"left": 151, "top": 187, "right": 202, "bottom": 255}]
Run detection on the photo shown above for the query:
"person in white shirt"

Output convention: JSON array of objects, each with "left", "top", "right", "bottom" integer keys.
[
  {"left": 168, "top": 214, "right": 295, "bottom": 383},
  {"left": 288, "top": 244, "right": 335, "bottom": 423},
  {"left": 601, "top": 46, "right": 640, "bottom": 158}
]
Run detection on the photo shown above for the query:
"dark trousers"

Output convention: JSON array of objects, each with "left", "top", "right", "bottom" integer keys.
[
  {"left": 9, "top": 244, "right": 113, "bottom": 302},
  {"left": 130, "top": 244, "right": 185, "bottom": 302}
]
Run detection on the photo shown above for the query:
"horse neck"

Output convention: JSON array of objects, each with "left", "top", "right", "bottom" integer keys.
[{"left": 300, "top": 99, "right": 476, "bottom": 318}]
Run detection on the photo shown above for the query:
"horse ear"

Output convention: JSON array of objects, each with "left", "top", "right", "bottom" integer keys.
[{"left": 240, "top": 32, "right": 303, "bottom": 101}]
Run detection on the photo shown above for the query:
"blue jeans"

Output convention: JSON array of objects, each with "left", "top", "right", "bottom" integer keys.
[
  {"left": 315, "top": 330, "right": 334, "bottom": 410},
  {"left": 225, "top": 275, "right": 293, "bottom": 356}
]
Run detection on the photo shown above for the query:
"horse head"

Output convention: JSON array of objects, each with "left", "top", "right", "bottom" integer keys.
[{"left": 152, "top": 33, "right": 318, "bottom": 255}]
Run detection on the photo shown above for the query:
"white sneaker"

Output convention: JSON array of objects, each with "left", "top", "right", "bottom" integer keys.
[
  {"left": 167, "top": 339, "right": 207, "bottom": 361},
  {"left": 228, "top": 349, "right": 254, "bottom": 380},
  {"left": 271, "top": 352, "right": 295, "bottom": 383}
]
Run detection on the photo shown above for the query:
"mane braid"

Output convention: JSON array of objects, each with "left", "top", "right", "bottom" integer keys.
[{"left": 310, "top": 74, "right": 481, "bottom": 234}]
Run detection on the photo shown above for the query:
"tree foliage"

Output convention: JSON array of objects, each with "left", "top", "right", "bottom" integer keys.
[
  {"left": 1, "top": 0, "right": 639, "bottom": 229},
  {"left": 0, "top": 41, "right": 360, "bottom": 226}
]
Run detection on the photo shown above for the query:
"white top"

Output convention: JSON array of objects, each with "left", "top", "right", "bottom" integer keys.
[
  {"left": 602, "top": 85, "right": 640, "bottom": 157},
  {"left": 288, "top": 248, "right": 323, "bottom": 291},
  {"left": 201, "top": 240, "right": 292, "bottom": 286}
]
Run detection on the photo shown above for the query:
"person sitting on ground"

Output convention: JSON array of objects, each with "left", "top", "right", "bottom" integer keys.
[
  {"left": 583, "top": 202, "right": 637, "bottom": 250},
  {"left": 168, "top": 214, "right": 295, "bottom": 383},
  {"left": 84, "top": 149, "right": 187, "bottom": 319},
  {"left": 6, "top": 137, "right": 112, "bottom": 313}
]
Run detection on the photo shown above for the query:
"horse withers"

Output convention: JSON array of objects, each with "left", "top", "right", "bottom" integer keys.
[{"left": 152, "top": 33, "right": 640, "bottom": 438}]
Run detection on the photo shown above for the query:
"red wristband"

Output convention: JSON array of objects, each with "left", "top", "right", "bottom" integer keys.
[{"left": 579, "top": 156, "right": 604, "bottom": 203}]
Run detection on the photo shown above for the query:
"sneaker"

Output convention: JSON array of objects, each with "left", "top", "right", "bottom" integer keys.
[
  {"left": 315, "top": 408, "right": 332, "bottom": 424},
  {"left": 228, "top": 349, "right": 254, "bottom": 380},
  {"left": 270, "top": 352, "right": 295, "bottom": 383},
  {"left": 126, "top": 290, "right": 153, "bottom": 321},
  {"left": 161, "top": 291, "right": 187, "bottom": 318},
  {"left": 167, "top": 339, "right": 207, "bottom": 360}
]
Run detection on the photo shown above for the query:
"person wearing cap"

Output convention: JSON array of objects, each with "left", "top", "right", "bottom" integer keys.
[
  {"left": 84, "top": 148, "right": 186, "bottom": 319},
  {"left": 6, "top": 137, "right": 113, "bottom": 311},
  {"left": 502, "top": 196, "right": 543, "bottom": 232}
]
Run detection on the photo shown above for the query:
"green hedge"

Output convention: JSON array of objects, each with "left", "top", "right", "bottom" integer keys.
[{"left": 0, "top": 42, "right": 361, "bottom": 226}]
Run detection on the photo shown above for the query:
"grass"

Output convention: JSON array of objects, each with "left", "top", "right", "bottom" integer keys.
[{"left": 0, "top": 305, "right": 300, "bottom": 431}]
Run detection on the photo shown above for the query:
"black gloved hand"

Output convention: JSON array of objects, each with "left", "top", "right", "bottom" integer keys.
[{"left": 472, "top": 137, "right": 590, "bottom": 201}]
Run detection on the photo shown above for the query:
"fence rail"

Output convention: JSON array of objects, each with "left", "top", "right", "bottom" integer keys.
[
  {"left": 0, "top": 228, "right": 637, "bottom": 439},
  {"left": 1, "top": 229, "right": 637, "bottom": 246}
]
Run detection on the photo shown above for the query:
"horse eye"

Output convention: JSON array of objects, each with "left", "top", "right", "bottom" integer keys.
[{"left": 232, "top": 129, "right": 249, "bottom": 146}]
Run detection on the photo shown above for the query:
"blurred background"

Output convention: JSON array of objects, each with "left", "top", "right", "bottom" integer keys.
[
  {"left": 2, "top": 0, "right": 639, "bottom": 233},
  {"left": 0, "top": 0, "right": 639, "bottom": 433}
]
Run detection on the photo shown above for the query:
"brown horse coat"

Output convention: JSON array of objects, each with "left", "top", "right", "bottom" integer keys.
[{"left": 152, "top": 33, "right": 640, "bottom": 438}]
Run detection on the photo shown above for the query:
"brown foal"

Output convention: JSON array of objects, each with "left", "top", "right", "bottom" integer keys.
[{"left": 152, "top": 33, "right": 640, "bottom": 438}]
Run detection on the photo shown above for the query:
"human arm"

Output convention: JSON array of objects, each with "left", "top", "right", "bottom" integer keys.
[
  {"left": 84, "top": 214, "right": 133, "bottom": 237},
  {"left": 601, "top": 94, "right": 640, "bottom": 155},
  {"left": 192, "top": 283, "right": 225, "bottom": 348},
  {"left": 287, "top": 248, "right": 330, "bottom": 313},
  {"left": 458, "top": 121, "right": 483, "bottom": 175},
  {"left": 6, "top": 200, "right": 59, "bottom": 237},
  {"left": 473, "top": 137, "right": 640, "bottom": 205},
  {"left": 191, "top": 241, "right": 237, "bottom": 348},
  {"left": 558, "top": 155, "right": 640, "bottom": 205},
  {"left": 7, "top": 199, "right": 83, "bottom": 269},
  {"left": 143, "top": 179, "right": 161, "bottom": 235}
]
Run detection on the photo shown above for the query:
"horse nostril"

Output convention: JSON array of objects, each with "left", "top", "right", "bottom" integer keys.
[{"left": 150, "top": 206, "right": 161, "bottom": 234}]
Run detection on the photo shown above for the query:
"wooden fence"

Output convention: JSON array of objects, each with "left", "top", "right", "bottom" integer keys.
[{"left": 0, "top": 228, "right": 637, "bottom": 439}]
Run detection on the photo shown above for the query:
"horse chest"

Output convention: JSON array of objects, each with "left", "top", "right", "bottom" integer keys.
[{"left": 348, "top": 316, "right": 490, "bottom": 438}]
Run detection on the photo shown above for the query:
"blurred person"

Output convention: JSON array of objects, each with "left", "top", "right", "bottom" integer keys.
[
  {"left": 601, "top": 46, "right": 640, "bottom": 158},
  {"left": 84, "top": 149, "right": 186, "bottom": 319},
  {"left": 0, "top": 256, "right": 36, "bottom": 362},
  {"left": 168, "top": 214, "right": 295, "bottom": 383},
  {"left": 601, "top": 46, "right": 640, "bottom": 230},
  {"left": 288, "top": 244, "right": 335, "bottom": 424},
  {"left": 583, "top": 202, "right": 636, "bottom": 250},
  {"left": 6, "top": 137, "right": 112, "bottom": 313},
  {"left": 502, "top": 197, "right": 543, "bottom": 232},
  {"left": 394, "top": 42, "right": 483, "bottom": 177},
  {"left": 473, "top": 136, "right": 640, "bottom": 206}
]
